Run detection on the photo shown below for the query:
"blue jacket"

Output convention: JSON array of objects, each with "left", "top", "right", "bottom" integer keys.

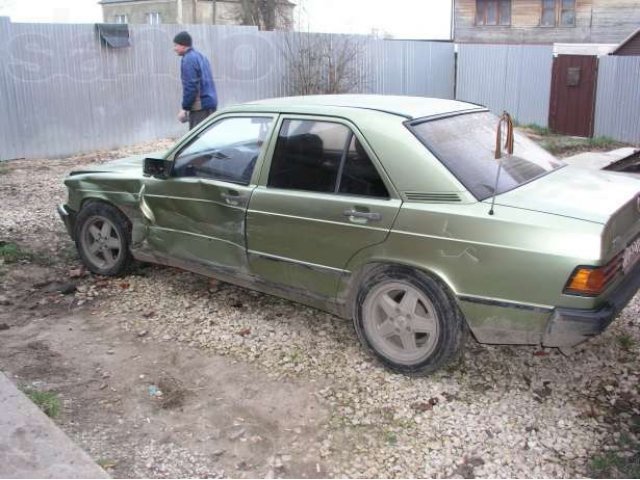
[{"left": 180, "top": 48, "right": 218, "bottom": 111}]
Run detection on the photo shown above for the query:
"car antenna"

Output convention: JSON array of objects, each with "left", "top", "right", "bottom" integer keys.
[{"left": 489, "top": 111, "right": 514, "bottom": 216}]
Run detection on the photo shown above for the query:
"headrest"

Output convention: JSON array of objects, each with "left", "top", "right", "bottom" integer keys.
[{"left": 288, "top": 133, "right": 323, "bottom": 160}]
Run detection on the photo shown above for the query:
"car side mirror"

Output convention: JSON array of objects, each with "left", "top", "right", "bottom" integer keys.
[{"left": 143, "top": 157, "right": 172, "bottom": 179}]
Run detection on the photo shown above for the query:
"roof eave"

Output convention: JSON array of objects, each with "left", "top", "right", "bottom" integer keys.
[{"left": 611, "top": 27, "right": 640, "bottom": 55}]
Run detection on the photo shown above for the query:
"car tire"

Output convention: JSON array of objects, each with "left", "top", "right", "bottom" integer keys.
[
  {"left": 74, "top": 202, "right": 132, "bottom": 276},
  {"left": 354, "top": 266, "right": 465, "bottom": 376}
]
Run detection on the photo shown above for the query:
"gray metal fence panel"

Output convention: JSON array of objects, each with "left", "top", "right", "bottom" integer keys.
[
  {"left": 2, "top": 22, "right": 189, "bottom": 158},
  {"left": 456, "top": 44, "right": 553, "bottom": 127},
  {"left": 2, "top": 18, "right": 638, "bottom": 160},
  {"left": 0, "top": 22, "right": 279, "bottom": 159},
  {"left": 594, "top": 56, "right": 640, "bottom": 144},
  {"left": 0, "top": 18, "right": 22, "bottom": 160},
  {"left": 370, "top": 40, "right": 454, "bottom": 98},
  {"left": 0, "top": 18, "right": 455, "bottom": 160}
]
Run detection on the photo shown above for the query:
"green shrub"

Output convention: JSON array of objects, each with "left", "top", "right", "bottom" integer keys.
[
  {"left": 22, "top": 388, "right": 61, "bottom": 418},
  {"left": 0, "top": 242, "right": 33, "bottom": 264}
]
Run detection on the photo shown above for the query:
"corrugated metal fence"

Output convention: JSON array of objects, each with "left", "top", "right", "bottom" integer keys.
[
  {"left": 594, "top": 55, "right": 640, "bottom": 144},
  {"left": 1, "top": 16, "right": 638, "bottom": 160},
  {"left": 456, "top": 44, "right": 640, "bottom": 144},
  {"left": 456, "top": 43, "right": 553, "bottom": 127},
  {"left": 0, "top": 18, "right": 454, "bottom": 160}
]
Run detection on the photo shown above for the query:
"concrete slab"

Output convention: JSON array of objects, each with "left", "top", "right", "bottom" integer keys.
[
  {"left": 0, "top": 372, "right": 108, "bottom": 479},
  {"left": 563, "top": 147, "right": 639, "bottom": 170}
]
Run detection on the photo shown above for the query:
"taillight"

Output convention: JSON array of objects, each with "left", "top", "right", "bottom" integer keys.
[{"left": 564, "top": 253, "right": 623, "bottom": 296}]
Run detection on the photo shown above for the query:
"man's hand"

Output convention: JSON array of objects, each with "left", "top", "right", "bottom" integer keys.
[{"left": 177, "top": 110, "right": 189, "bottom": 123}]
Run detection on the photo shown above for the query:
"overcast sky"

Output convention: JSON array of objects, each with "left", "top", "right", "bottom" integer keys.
[
  {"left": 299, "top": 0, "right": 452, "bottom": 39},
  {"left": 0, "top": 0, "right": 453, "bottom": 39},
  {"left": 0, "top": 0, "right": 102, "bottom": 23}
]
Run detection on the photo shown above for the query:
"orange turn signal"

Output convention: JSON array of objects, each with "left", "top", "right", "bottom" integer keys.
[
  {"left": 565, "top": 267, "right": 606, "bottom": 296},
  {"left": 564, "top": 257, "right": 622, "bottom": 297}
]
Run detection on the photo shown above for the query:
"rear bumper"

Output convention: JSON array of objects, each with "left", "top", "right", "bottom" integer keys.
[
  {"left": 57, "top": 204, "right": 76, "bottom": 237},
  {"left": 543, "top": 262, "right": 640, "bottom": 347}
]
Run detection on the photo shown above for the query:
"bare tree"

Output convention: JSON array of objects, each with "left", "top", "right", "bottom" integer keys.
[
  {"left": 238, "top": 0, "right": 289, "bottom": 31},
  {"left": 283, "top": 33, "right": 369, "bottom": 95}
]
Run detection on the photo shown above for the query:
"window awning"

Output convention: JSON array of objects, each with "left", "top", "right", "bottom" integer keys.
[{"left": 95, "top": 23, "right": 130, "bottom": 48}]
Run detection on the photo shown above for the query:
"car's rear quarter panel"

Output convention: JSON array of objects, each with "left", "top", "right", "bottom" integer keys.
[{"left": 342, "top": 202, "right": 605, "bottom": 344}]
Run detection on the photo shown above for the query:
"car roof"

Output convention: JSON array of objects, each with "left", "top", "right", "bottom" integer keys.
[{"left": 244, "top": 95, "right": 485, "bottom": 120}]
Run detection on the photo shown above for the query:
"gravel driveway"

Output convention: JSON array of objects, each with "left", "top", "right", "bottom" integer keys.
[{"left": 1, "top": 141, "right": 639, "bottom": 478}]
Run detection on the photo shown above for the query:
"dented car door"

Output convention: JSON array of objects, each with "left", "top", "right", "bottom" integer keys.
[{"left": 140, "top": 115, "right": 276, "bottom": 271}]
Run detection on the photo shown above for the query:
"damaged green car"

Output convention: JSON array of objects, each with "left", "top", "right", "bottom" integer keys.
[{"left": 58, "top": 95, "right": 640, "bottom": 375}]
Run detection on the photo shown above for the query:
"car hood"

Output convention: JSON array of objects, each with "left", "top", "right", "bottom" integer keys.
[
  {"left": 69, "top": 151, "right": 166, "bottom": 176},
  {"left": 489, "top": 165, "right": 640, "bottom": 224}
]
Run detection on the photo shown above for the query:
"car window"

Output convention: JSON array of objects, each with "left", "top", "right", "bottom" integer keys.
[
  {"left": 268, "top": 120, "right": 349, "bottom": 193},
  {"left": 268, "top": 119, "right": 388, "bottom": 197},
  {"left": 410, "top": 112, "right": 565, "bottom": 200},
  {"left": 173, "top": 116, "right": 273, "bottom": 184},
  {"left": 339, "top": 136, "right": 389, "bottom": 198}
]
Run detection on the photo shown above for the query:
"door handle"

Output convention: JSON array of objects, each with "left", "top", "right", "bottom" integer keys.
[
  {"left": 343, "top": 209, "right": 382, "bottom": 222},
  {"left": 221, "top": 191, "right": 244, "bottom": 207}
]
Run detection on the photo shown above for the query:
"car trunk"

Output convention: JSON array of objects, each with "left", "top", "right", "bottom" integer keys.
[
  {"left": 491, "top": 166, "right": 639, "bottom": 223},
  {"left": 490, "top": 166, "right": 640, "bottom": 258}
]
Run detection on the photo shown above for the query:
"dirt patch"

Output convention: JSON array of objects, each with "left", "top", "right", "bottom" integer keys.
[
  {"left": 153, "top": 375, "right": 187, "bottom": 410},
  {"left": 0, "top": 310, "right": 329, "bottom": 478}
]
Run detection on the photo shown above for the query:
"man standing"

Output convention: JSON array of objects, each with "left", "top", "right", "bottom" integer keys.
[{"left": 173, "top": 31, "right": 218, "bottom": 129}]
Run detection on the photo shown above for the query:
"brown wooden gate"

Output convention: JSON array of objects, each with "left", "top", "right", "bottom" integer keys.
[{"left": 549, "top": 55, "right": 598, "bottom": 137}]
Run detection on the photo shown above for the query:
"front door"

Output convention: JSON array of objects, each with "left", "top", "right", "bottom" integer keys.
[
  {"left": 141, "top": 114, "right": 275, "bottom": 271},
  {"left": 549, "top": 54, "right": 598, "bottom": 137},
  {"left": 246, "top": 116, "right": 402, "bottom": 300}
]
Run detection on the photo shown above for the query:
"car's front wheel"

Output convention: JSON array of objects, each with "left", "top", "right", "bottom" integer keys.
[
  {"left": 74, "top": 202, "right": 132, "bottom": 276},
  {"left": 354, "top": 266, "right": 465, "bottom": 375}
]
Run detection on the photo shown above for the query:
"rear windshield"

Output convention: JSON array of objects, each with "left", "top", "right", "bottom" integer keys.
[{"left": 410, "top": 112, "right": 565, "bottom": 200}]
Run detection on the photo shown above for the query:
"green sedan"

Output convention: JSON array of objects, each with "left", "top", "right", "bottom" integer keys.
[{"left": 58, "top": 95, "right": 640, "bottom": 375}]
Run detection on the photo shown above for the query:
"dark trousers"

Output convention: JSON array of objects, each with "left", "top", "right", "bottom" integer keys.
[{"left": 189, "top": 109, "right": 215, "bottom": 129}]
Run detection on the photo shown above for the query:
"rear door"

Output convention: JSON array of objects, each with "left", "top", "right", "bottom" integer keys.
[{"left": 246, "top": 116, "right": 402, "bottom": 299}]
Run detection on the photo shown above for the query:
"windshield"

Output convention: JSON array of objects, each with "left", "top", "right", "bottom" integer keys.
[{"left": 410, "top": 112, "right": 565, "bottom": 200}]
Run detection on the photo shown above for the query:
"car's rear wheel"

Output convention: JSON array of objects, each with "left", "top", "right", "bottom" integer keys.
[
  {"left": 354, "top": 266, "right": 465, "bottom": 375},
  {"left": 75, "top": 202, "right": 132, "bottom": 276}
]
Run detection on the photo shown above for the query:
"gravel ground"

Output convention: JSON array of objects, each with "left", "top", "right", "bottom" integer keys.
[{"left": 1, "top": 141, "right": 639, "bottom": 478}]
